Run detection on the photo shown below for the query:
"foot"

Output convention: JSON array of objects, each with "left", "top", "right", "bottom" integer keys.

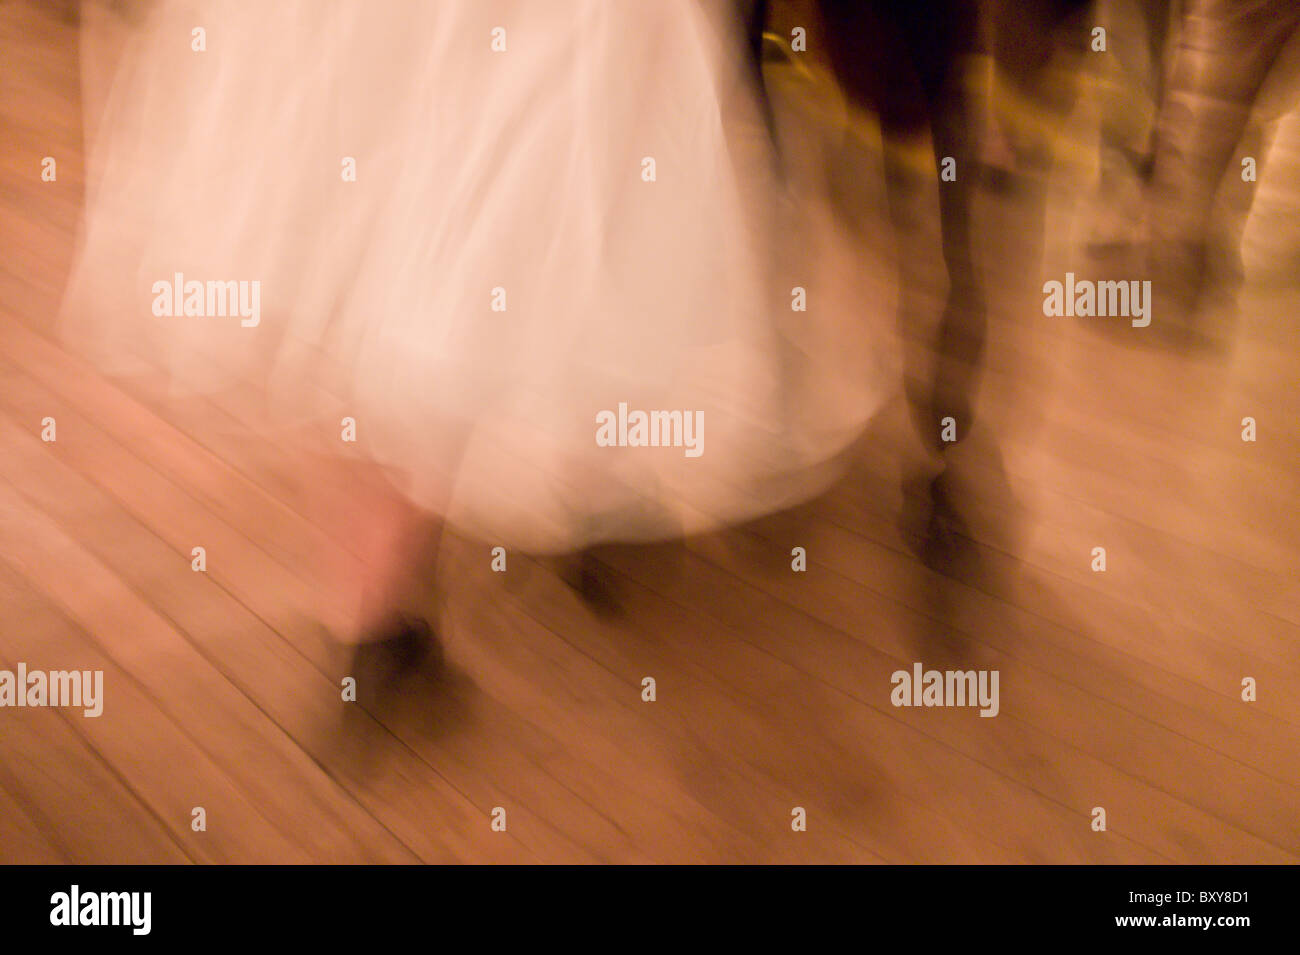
[
  {"left": 346, "top": 614, "right": 439, "bottom": 705},
  {"left": 561, "top": 548, "right": 623, "bottom": 618},
  {"left": 919, "top": 472, "right": 980, "bottom": 575}
]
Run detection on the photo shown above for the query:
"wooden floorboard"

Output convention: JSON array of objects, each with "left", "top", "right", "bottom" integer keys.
[{"left": 1, "top": 0, "right": 1296, "bottom": 863}]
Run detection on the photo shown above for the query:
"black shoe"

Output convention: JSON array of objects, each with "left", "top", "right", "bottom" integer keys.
[
  {"left": 919, "top": 472, "right": 980, "bottom": 577},
  {"left": 561, "top": 548, "right": 623, "bottom": 618},
  {"left": 347, "top": 614, "right": 438, "bottom": 704}
]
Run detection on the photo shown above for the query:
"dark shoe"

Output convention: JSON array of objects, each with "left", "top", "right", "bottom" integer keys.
[
  {"left": 347, "top": 614, "right": 438, "bottom": 705},
  {"left": 561, "top": 548, "right": 624, "bottom": 618},
  {"left": 918, "top": 471, "right": 980, "bottom": 577}
]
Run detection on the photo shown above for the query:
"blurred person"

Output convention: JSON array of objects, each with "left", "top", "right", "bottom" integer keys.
[
  {"left": 979, "top": 0, "right": 1093, "bottom": 178},
  {"left": 1140, "top": 0, "right": 1300, "bottom": 345},
  {"left": 60, "top": 0, "right": 891, "bottom": 691},
  {"left": 1085, "top": 0, "right": 1173, "bottom": 252},
  {"left": 794, "top": 0, "right": 1092, "bottom": 564},
  {"left": 1081, "top": 0, "right": 1300, "bottom": 348},
  {"left": 797, "top": 0, "right": 988, "bottom": 565}
]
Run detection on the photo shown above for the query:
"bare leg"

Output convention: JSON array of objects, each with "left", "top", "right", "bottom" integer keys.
[{"left": 295, "top": 444, "right": 458, "bottom": 703}]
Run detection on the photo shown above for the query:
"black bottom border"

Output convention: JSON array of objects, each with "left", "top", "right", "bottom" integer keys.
[{"left": 0, "top": 864, "right": 1285, "bottom": 942}]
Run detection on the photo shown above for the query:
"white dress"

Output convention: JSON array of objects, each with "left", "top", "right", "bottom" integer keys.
[{"left": 62, "top": 0, "right": 894, "bottom": 552}]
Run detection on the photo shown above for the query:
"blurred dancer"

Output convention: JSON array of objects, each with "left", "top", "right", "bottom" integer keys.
[
  {"left": 61, "top": 0, "right": 888, "bottom": 690},
  {"left": 980, "top": 0, "right": 1093, "bottom": 175},
  {"left": 1142, "top": 0, "right": 1300, "bottom": 342},
  {"left": 1086, "top": 0, "right": 1172, "bottom": 252},
  {"left": 804, "top": 0, "right": 986, "bottom": 562},
  {"left": 789, "top": 0, "right": 1098, "bottom": 561}
]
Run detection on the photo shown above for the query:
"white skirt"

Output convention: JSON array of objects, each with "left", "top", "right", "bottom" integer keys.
[{"left": 62, "top": 0, "right": 895, "bottom": 552}]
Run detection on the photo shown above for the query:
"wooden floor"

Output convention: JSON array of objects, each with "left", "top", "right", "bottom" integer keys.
[{"left": 1, "top": 1, "right": 1297, "bottom": 863}]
